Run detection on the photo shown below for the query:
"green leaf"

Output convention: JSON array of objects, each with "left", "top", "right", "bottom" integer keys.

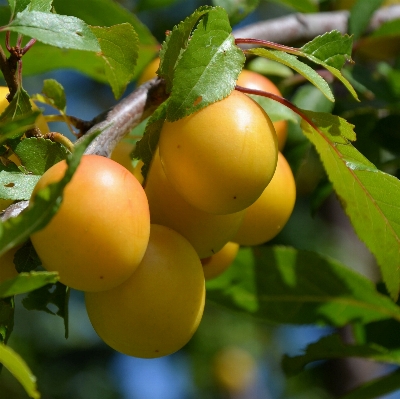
[
  {"left": 370, "top": 18, "right": 400, "bottom": 39},
  {"left": 5, "top": 10, "right": 101, "bottom": 51},
  {"left": 250, "top": 94, "right": 298, "bottom": 123},
  {"left": 91, "top": 23, "right": 139, "bottom": 99},
  {"left": 132, "top": 99, "right": 169, "bottom": 179},
  {"left": 167, "top": 7, "right": 245, "bottom": 121},
  {"left": 298, "top": 31, "right": 359, "bottom": 101},
  {"left": 207, "top": 246, "right": 400, "bottom": 325},
  {"left": 212, "top": 0, "right": 259, "bottom": 26},
  {"left": 0, "top": 297, "right": 14, "bottom": 344},
  {"left": 27, "top": 0, "right": 53, "bottom": 12},
  {"left": 158, "top": 6, "right": 213, "bottom": 93},
  {"left": 268, "top": 0, "right": 317, "bottom": 13},
  {"left": 349, "top": 0, "right": 385, "bottom": 41},
  {"left": 0, "top": 112, "right": 40, "bottom": 144},
  {"left": 0, "top": 169, "right": 40, "bottom": 200},
  {"left": 300, "top": 30, "right": 353, "bottom": 70},
  {"left": 136, "top": 0, "right": 181, "bottom": 11},
  {"left": 13, "top": 137, "right": 70, "bottom": 175},
  {"left": 0, "top": 343, "right": 40, "bottom": 398},
  {"left": 300, "top": 110, "right": 400, "bottom": 300},
  {"left": 51, "top": 0, "right": 158, "bottom": 80},
  {"left": 7, "top": 0, "right": 30, "bottom": 17},
  {"left": 282, "top": 333, "right": 400, "bottom": 376},
  {"left": 0, "top": 271, "right": 59, "bottom": 298},
  {"left": 0, "top": 132, "right": 98, "bottom": 258},
  {"left": 340, "top": 368, "right": 400, "bottom": 399},
  {"left": 247, "top": 48, "right": 334, "bottom": 102},
  {"left": 40, "top": 79, "right": 66, "bottom": 112},
  {"left": 22, "top": 282, "right": 69, "bottom": 338},
  {"left": 0, "top": 88, "right": 32, "bottom": 123}
]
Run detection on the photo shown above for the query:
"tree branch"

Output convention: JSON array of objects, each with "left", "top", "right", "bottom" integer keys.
[{"left": 232, "top": 5, "right": 400, "bottom": 44}]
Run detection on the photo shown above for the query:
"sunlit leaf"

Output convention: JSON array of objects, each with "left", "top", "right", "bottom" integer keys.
[
  {"left": 247, "top": 48, "right": 334, "bottom": 102},
  {"left": 0, "top": 169, "right": 40, "bottom": 200},
  {"left": 301, "top": 110, "right": 400, "bottom": 300},
  {"left": 167, "top": 7, "right": 245, "bottom": 120},
  {"left": 91, "top": 23, "right": 139, "bottom": 99},
  {"left": 158, "top": 6, "right": 213, "bottom": 92},
  {"left": 40, "top": 79, "right": 66, "bottom": 112},
  {"left": 0, "top": 343, "right": 40, "bottom": 399},
  {"left": 0, "top": 271, "right": 59, "bottom": 298},
  {"left": 5, "top": 10, "right": 100, "bottom": 51}
]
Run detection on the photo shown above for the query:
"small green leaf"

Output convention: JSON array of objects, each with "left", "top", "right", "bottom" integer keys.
[
  {"left": 0, "top": 271, "right": 59, "bottom": 298},
  {"left": 0, "top": 343, "right": 40, "bottom": 398},
  {"left": 41, "top": 79, "right": 66, "bottom": 112},
  {"left": 0, "top": 112, "right": 40, "bottom": 144},
  {"left": 300, "top": 30, "right": 358, "bottom": 100},
  {"left": 5, "top": 10, "right": 101, "bottom": 51},
  {"left": 247, "top": 48, "right": 334, "bottom": 102},
  {"left": 0, "top": 88, "right": 32, "bottom": 123},
  {"left": 91, "top": 23, "right": 139, "bottom": 99},
  {"left": 158, "top": 6, "right": 213, "bottom": 93},
  {"left": 132, "top": 99, "right": 169, "bottom": 179},
  {"left": 300, "top": 30, "right": 353, "bottom": 70},
  {"left": 282, "top": 333, "right": 400, "bottom": 377},
  {"left": 349, "top": 0, "right": 385, "bottom": 41},
  {"left": 212, "top": 0, "right": 259, "bottom": 26},
  {"left": 207, "top": 246, "right": 400, "bottom": 325},
  {"left": 0, "top": 170, "right": 40, "bottom": 200},
  {"left": 167, "top": 7, "right": 245, "bottom": 121},
  {"left": 13, "top": 137, "right": 70, "bottom": 175},
  {"left": 301, "top": 110, "right": 400, "bottom": 300},
  {"left": 0, "top": 132, "right": 98, "bottom": 257},
  {"left": 27, "top": 0, "right": 53, "bottom": 12},
  {"left": 7, "top": 0, "right": 30, "bottom": 17}
]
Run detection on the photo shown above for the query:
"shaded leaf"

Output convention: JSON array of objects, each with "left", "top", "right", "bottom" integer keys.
[
  {"left": 269, "top": 0, "right": 317, "bottom": 12},
  {"left": 247, "top": 48, "right": 334, "bottom": 102},
  {"left": 207, "top": 246, "right": 400, "bottom": 325},
  {"left": 349, "top": 0, "right": 385, "bottom": 41},
  {"left": 136, "top": 0, "right": 181, "bottom": 11},
  {"left": 14, "top": 240, "right": 42, "bottom": 273},
  {"left": 212, "top": 0, "right": 259, "bottom": 26},
  {"left": 91, "top": 24, "right": 139, "bottom": 99},
  {"left": 0, "top": 297, "right": 14, "bottom": 343},
  {"left": 22, "top": 282, "right": 69, "bottom": 338},
  {"left": 0, "top": 88, "right": 32, "bottom": 123},
  {"left": 5, "top": 10, "right": 100, "bottom": 51},
  {"left": 0, "top": 343, "right": 40, "bottom": 399},
  {"left": 132, "top": 98, "right": 169, "bottom": 179},
  {"left": 282, "top": 333, "right": 400, "bottom": 376},
  {"left": 167, "top": 7, "right": 245, "bottom": 121},
  {"left": 301, "top": 110, "right": 400, "bottom": 300},
  {"left": 0, "top": 271, "right": 59, "bottom": 298},
  {"left": 0, "top": 112, "right": 40, "bottom": 144}
]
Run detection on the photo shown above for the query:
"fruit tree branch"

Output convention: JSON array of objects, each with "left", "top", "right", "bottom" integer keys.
[{"left": 232, "top": 5, "right": 400, "bottom": 44}]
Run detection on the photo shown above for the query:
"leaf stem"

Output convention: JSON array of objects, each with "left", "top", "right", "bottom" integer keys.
[{"left": 235, "top": 38, "right": 301, "bottom": 56}]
